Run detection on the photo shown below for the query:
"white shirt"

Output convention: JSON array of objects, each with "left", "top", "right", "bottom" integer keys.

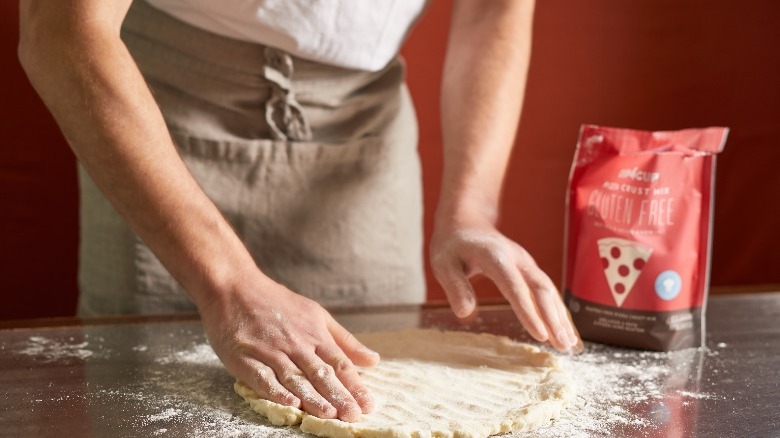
[{"left": 144, "top": 0, "right": 430, "bottom": 72}]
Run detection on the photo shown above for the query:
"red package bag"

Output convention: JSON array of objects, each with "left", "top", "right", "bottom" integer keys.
[{"left": 563, "top": 124, "right": 728, "bottom": 351}]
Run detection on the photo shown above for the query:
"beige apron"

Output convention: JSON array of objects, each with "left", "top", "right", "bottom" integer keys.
[{"left": 77, "top": 1, "right": 425, "bottom": 315}]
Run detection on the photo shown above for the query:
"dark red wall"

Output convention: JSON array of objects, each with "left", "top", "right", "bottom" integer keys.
[
  {"left": 1, "top": 2, "right": 78, "bottom": 319},
  {"left": 2, "top": 1, "right": 779, "bottom": 319},
  {"left": 405, "top": 0, "right": 780, "bottom": 301}
]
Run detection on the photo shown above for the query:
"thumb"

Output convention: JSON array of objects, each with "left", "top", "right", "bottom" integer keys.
[
  {"left": 327, "top": 316, "right": 380, "bottom": 367},
  {"left": 433, "top": 257, "right": 477, "bottom": 318}
]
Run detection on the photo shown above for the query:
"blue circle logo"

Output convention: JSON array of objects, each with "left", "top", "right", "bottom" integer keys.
[{"left": 655, "top": 270, "right": 682, "bottom": 301}]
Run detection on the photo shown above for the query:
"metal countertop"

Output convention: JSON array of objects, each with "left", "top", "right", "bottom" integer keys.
[{"left": 1, "top": 293, "right": 778, "bottom": 437}]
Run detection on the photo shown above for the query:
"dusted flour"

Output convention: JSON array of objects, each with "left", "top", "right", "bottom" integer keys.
[{"left": 107, "top": 338, "right": 713, "bottom": 437}]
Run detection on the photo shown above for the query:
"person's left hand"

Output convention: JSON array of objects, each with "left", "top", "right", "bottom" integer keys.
[{"left": 430, "top": 224, "right": 579, "bottom": 352}]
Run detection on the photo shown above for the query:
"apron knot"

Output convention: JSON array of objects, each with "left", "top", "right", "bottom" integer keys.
[{"left": 263, "top": 47, "right": 312, "bottom": 141}]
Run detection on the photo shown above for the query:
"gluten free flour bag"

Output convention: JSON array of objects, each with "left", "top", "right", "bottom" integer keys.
[{"left": 564, "top": 124, "right": 728, "bottom": 351}]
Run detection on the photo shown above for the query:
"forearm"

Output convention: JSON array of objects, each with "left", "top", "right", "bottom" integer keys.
[
  {"left": 437, "top": 0, "right": 535, "bottom": 230},
  {"left": 19, "top": 2, "right": 264, "bottom": 307},
  {"left": 18, "top": 2, "right": 389, "bottom": 417}
]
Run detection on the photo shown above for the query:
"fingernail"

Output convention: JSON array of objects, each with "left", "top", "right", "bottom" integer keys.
[
  {"left": 536, "top": 326, "right": 550, "bottom": 342},
  {"left": 362, "top": 396, "right": 375, "bottom": 414},
  {"left": 566, "top": 324, "right": 580, "bottom": 347},
  {"left": 341, "top": 406, "right": 363, "bottom": 423},
  {"left": 557, "top": 329, "right": 575, "bottom": 349},
  {"left": 555, "top": 329, "right": 570, "bottom": 347},
  {"left": 570, "top": 331, "right": 580, "bottom": 348},
  {"left": 556, "top": 329, "right": 572, "bottom": 348},
  {"left": 285, "top": 394, "right": 301, "bottom": 407},
  {"left": 359, "top": 345, "right": 380, "bottom": 358},
  {"left": 354, "top": 389, "right": 374, "bottom": 413},
  {"left": 456, "top": 303, "right": 474, "bottom": 318},
  {"left": 322, "top": 402, "right": 338, "bottom": 419}
]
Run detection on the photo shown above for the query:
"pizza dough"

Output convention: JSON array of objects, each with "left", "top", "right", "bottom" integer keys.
[{"left": 235, "top": 328, "right": 574, "bottom": 438}]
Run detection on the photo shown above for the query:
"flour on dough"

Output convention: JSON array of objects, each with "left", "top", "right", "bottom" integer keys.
[{"left": 235, "top": 328, "right": 575, "bottom": 438}]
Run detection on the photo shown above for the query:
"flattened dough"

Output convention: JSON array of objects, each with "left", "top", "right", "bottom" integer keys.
[{"left": 235, "top": 328, "right": 574, "bottom": 438}]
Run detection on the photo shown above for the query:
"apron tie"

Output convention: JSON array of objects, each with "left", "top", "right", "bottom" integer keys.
[{"left": 263, "top": 47, "right": 312, "bottom": 141}]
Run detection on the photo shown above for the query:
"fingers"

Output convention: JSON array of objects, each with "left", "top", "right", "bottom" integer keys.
[
  {"left": 268, "top": 354, "right": 339, "bottom": 420},
  {"left": 477, "top": 254, "right": 550, "bottom": 342},
  {"left": 285, "top": 347, "right": 368, "bottom": 422},
  {"left": 519, "top": 264, "right": 578, "bottom": 350},
  {"left": 323, "top": 319, "right": 376, "bottom": 414},
  {"left": 233, "top": 357, "right": 301, "bottom": 408},
  {"left": 255, "top": 343, "right": 370, "bottom": 422},
  {"left": 554, "top": 288, "right": 583, "bottom": 353},
  {"left": 316, "top": 346, "right": 375, "bottom": 414},
  {"left": 469, "top": 240, "right": 578, "bottom": 351},
  {"left": 327, "top": 316, "right": 380, "bottom": 367},
  {"left": 231, "top": 342, "right": 370, "bottom": 422},
  {"left": 431, "top": 256, "right": 477, "bottom": 318},
  {"left": 203, "top": 290, "right": 375, "bottom": 423}
]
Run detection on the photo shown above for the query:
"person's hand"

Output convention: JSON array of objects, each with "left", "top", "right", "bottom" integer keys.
[
  {"left": 430, "top": 224, "right": 580, "bottom": 351},
  {"left": 198, "top": 274, "right": 379, "bottom": 422}
]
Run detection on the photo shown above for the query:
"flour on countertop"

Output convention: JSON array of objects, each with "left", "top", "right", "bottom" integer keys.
[
  {"left": 100, "top": 340, "right": 717, "bottom": 437},
  {"left": 148, "top": 407, "right": 183, "bottom": 422},
  {"left": 8, "top": 330, "right": 718, "bottom": 437},
  {"left": 15, "top": 335, "right": 111, "bottom": 362},
  {"left": 530, "top": 344, "right": 719, "bottom": 438},
  {"left": 677, "top": 390, "right": 716, "bottom": 400},
  {"left": 100, "top": 341, "right": 296, "bottom": 437},
  {"left": 154, "top": 343, "right": 219, "bottom": 366}
]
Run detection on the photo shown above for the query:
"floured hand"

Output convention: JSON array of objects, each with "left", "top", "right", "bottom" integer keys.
[
  {"left": 431, "top": 225, "right": 580, "bottom": 352},
  {"left": 198, "top": 275, "right": 379, "bottom": 422}
]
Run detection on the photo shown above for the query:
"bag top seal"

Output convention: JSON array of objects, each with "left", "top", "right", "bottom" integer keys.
[{"left": 578, "top": 124, "right": 729, "bottom": 156}]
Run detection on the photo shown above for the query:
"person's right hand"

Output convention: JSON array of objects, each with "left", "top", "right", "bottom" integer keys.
[
  {"left": 18, "top": 0, "right": 372, "bottom": 423},
  {"left": 198, "top": 274, "right": 379, "bottom": 422},
  {"left": 18, "top": 0, "right": 375, "bottom": 422}
]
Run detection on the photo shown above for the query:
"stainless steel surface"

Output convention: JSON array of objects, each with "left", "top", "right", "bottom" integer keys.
[{"left": 1, "top": 293, "right": 778, "bottom": 437}]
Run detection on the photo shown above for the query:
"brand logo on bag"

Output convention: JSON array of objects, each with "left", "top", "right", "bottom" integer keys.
[{"left": 618, "top": 167, "right": 660, "bottom": 182}]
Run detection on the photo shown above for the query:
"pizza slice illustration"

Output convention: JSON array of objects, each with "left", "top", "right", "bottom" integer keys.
[{"left": 597, "top": 237, "right": 653, "bottom": 307}]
